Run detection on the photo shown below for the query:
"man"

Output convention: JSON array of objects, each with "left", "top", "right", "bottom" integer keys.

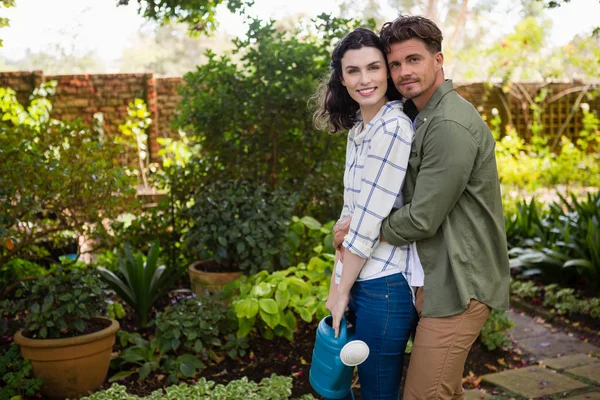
[
  {"left": 334, "top": 15, "right": 510, "bottom": 399},
  {"left": 380, "top": 15, "right": 510, "bottom": 400}
]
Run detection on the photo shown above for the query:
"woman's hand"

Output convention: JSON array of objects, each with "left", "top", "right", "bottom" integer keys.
[
  {"left": 333, "top": 216, "right": 351, "bottom": 250},
  {"left": 330, "top": 291, "right": 350, "bottom": 339}
]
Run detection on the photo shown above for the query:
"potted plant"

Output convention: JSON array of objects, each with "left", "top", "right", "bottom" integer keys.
[
  {"left": 12, "top": 267, "right": 119, "bottom": 399},
  {"left": 183, "top": 180, "right": 294, "bottom": 295}
]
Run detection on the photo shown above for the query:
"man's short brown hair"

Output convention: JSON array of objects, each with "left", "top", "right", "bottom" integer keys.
[{"left": 379, "top": 15, "right": 443, "bottom": 54}]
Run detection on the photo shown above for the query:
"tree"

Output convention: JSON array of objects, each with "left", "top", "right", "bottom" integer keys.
[
  {"left": 535, "top": 0, "right": 600, "bottom": 35},
  {"left": 0, "top": 0, "right": 15, "bottom": 47},
  {"left": 118, "top": 22, "right": 234, "bottom": 76},
  {"left": 175, "top": 14, "right": 371, "bottom": 220},
  {"left": 116, "top": 0, "right": 254, "bottom": 35}
]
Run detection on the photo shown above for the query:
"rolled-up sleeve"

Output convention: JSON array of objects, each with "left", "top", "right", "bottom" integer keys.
[{"left": 343, "top": 117, "right": 413, "bottom": 258}]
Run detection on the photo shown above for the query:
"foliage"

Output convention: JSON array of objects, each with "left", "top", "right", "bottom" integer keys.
[
  {"left": 287, "top": 216, "right": 335, "bottom": 266},
  {"left": 509, "top": 192, "right": 600, "bottom": 292},
  {"left": 81, "top": 375, "right": 315, "bottom": 399},
  {"left": 15, "top": 268, "right": 108, "bottom": 339},
  {"left": 107, "top": 300, "right": 127, "bottom": 320},
  {"left": 117, "top": 98, "right": 155, "bottom": 188},
  {"left": 109, "top": 331, "right": 203, "bottom": 384},
  {"left": 183, "top": 180, "right": 294, "bottom": 274},
  {"left": 479, "top": 310, "right": 514, "bottom": 351},
  {"left": 0, "top": 0, "right": 15, "bottom": 47},
  {"left": 154, "top": 294, "right": 231, "bottom": 359},
  {"left": 510, "top": 279, "right": 600, "bottom": 319},
  {"left": 0, "top": 344, "right": 43, "bottom": 400},
  {"left": 504, "top": 197, "right": 546, "bottom": 249},
  {"left": 230, "top": 251, "right": 332, "bottom": 341},
  {"left": 98, "top": 241, "right": 179, "bottom": 328},
  {"left": 117, "top": 0, "right": 254, "bottom": 36},
  {"left": 176, "top": 15, "right": 370, "bottom": 221},
  {"left": 0, "top": 82, "right": 137, "bottom": 266}
]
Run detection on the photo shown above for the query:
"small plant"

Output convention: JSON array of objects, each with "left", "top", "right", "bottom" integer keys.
[
  {"left": 81, "top": 375, "right": 316, "bottom": 399},
  {"left": 17, "top": 267, "right": 108, "bottom": 339},
  {"left": 183, "top": 180, "right": 294, "bottom": 275},
  {"left": 109, "top": 331, "right": 203, "bottom": 384},
  {"left": 230, "top": 252, "right": 332, "bottom": 341},
  {"left": 0, "top": 344, "right": 43, "bottom": 399},
  {"left": 479, "top": 310, "right": 514, "bottom": 351},
  {"left": 287, "top": 216, "right": 335, "bottom": 266},
  {"left": 98, "top": 241, "right": 178, "bottom": 328},
  {"left": 154, "top": 294, "right": 230, "bottom": 359}
]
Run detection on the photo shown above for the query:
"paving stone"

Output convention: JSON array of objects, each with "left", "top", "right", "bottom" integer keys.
[
  {"left": 482, "top": 366, "right": 587, "bottom": 398},
  {"left": 541, "top": 354, "right": 599, "bottom": 370},
  {"left": 508, "top": 310, "right": 551, "bottom": 340},
  {"left": 517, "top": 333, "right": 600, "bottom": 359},
  {"left": 464, "top": 389, "right": 490, "bottom": 399},
  {"left": 567, "top": 363, "right": 600, "bottom": 384},
  {"left": 564, "top": 392, "right": 600, "bottom": 400}
]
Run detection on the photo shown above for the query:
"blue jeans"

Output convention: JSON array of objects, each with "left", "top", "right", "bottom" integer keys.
[{"left": 327, "top": 273, "right": 417, "bottom": 400}]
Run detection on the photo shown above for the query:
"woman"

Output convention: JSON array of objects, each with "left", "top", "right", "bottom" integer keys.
[{"left": 313, "top": 28, "right": 421, "bottom": 400}]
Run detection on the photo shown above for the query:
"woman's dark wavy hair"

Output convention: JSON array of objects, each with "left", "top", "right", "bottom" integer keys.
[{"left": 313, "top": 28, "right": 403, "bottom": 134}]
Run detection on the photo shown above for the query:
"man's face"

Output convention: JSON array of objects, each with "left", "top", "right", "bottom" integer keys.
[{"left": 387, "top": 38, "right": 443, "bottom": 109}]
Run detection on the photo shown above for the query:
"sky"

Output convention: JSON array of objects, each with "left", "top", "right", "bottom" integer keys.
[{"left": 1, "top": 0, "right": 600, "bottom": 65}]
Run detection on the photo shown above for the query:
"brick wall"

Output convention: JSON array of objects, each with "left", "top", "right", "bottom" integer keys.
[{"left": 1, "top": 71, "right": 598, "bottom": 162}]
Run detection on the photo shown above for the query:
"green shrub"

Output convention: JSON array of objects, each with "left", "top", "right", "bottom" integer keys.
[
  {"left": 230, "top": 252, "right": 332, "bottom": 341},
  {"left": 287, "top": 216, "right": 335, "bottom": 266},
  {"left": 154, "top": 294, "right": 232, "bottom": 359},
  {"left": 79, "top": 375, "right": 316, "bottom": 400},
  {"left": 183, "top": 180, "right": 294, "bottom": 274},
  {"left": 17, "top": 267, "right": 108, "bottom": 339},
  {"left": 0, "top": 344, "right": 43, "bottom": 400},
  {"left": 0, "top": 82, "right": 137, "bottom": 267},
  {"left": 479, "top": 310, "right": 514, "bottom": 351}
]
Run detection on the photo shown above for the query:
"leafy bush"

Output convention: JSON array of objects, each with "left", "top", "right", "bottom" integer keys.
[
  {"left": 479, "top": 310, "right": 514, "bottom": 351},
  {"left": 230, "top": 251, "right": 332, "bottom": 341},
  {"left": 510, "top": 279, "right": 600, "bottom": 319},
  {"left": 98, "top": 241, "right": 179, "bottom": 328},
  {"left": 80, "top": 375, "right": 315, "bottom": 400},
  {"left": 287, "top": 216, "right": 335, "bottom": 266},
  {"left": 183, "top": 180, "right": 294, "bottom": 274},
  {"left": 154, "top": 294, "right": 231, "bottom": 359},
  {"left": 175, "top": 15, "right": 376, "bottom": 221},
  {"left": 16, "top": 268, "right": 108, "bottom": 339},
  {"left": 0, "top": 82, "right": 137, "bottom": 267},
  {"left": 509, "top": 192, "right": 600, "bottom": 292},
  {"left": 0, "top": 344, "right": 43, "bottom": 400},
  {"left": 109, "top": 331, "right": 203, "bottom": 384}
]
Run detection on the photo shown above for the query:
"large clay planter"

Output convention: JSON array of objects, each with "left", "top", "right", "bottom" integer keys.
[
  {"left": 189, "top": 260, "right": 242, "bottom": 295},
  {"left": 14, "top": 318, "right": 119, "bottom": 399}
]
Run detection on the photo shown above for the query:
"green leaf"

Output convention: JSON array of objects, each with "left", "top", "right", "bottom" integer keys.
[
  {"left": 108, "top": 370, "right": 136, "bottom": 382},
  {"left": 179, "top": 362, "right": 196, "bottom": 377},
  {"left": 252, "top": 282, "right": 272, "bottom": 297},
  {"left": 298, "top": 308, "right": 312, "bottom": 323},
  {"left": 259, "top": 298, "right": 278, "bottom": 314},
  {"left": 260, "top": 308, "right": 280, "bottom": 328},
  {"left": 234, "top": 298, "right": 259, "bottom": 318},
  {"left": 138, "top": 363, "right": 152, "bottom": 379},
  {"left": 275, "top": 289, "right": 290, "bottom": 309},
  {"left": 301, "top": 216, "right": 322, "bottom": 230}
]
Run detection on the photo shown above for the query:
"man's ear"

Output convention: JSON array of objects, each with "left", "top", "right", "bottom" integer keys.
[{"left": 435, "top": 52, "right": 444, "bottom": 72}]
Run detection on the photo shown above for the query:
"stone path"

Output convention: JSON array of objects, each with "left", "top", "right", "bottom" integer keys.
[{"left": 465, "top": 308, "right": 600, "bottom": 399}]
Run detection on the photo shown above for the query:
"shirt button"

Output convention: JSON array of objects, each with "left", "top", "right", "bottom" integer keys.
[
  {"left": 424, "top": 118, "right": 427, "bottom": 121},
  {"left": 385, "top": 295, "right": 389, "bottom": 298}
]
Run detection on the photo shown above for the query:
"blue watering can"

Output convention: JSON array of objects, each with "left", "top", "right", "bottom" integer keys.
[{"left": 309, "top": 315, "right": 369, "bottom": 399}]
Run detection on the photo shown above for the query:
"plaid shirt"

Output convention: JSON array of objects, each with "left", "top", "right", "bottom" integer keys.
[{"left": 341, "top": 101, "right": 418, "bottom": 283}]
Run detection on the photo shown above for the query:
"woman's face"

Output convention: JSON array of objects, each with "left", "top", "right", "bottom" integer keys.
[{"left": 340, "top": 46, "right": 388, "bottom": 112}]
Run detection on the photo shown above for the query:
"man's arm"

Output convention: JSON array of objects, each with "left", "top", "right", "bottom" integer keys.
[{"left": 381, "top": 120, "right": 478, "bottom": 246}]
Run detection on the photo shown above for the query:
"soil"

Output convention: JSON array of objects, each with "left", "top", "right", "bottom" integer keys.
[{"left": 3, "top": 295, "right": 597, "bottom": 400}]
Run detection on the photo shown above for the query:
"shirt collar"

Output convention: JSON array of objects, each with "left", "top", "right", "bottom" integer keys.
[
  {"left": 414, "top": 79, "right": 454, "bottom": 129},
  {"left": 350, "top": 100, "right": 404, "bottom": 144}
]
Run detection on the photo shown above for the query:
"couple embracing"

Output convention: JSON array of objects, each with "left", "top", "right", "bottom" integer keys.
[{"left": 313, "top": 15, "right": 510, "bottom": 400}]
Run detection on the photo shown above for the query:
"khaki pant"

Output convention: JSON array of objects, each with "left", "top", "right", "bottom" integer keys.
[{"left": 403, "top": 288, "right": 490, "bottom": 400}]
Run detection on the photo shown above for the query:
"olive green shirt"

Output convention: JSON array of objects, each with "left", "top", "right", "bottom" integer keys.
[{"left": 381, "top": 80, "right": 510, "bottom": 317}]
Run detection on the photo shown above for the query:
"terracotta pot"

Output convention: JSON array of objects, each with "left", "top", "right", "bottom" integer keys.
[
  {"left": 14, "top": 317, "right": 119, "bottom": 399},
  {"left": 189, "top": 260, "right": 242, "bottom": 295}
]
